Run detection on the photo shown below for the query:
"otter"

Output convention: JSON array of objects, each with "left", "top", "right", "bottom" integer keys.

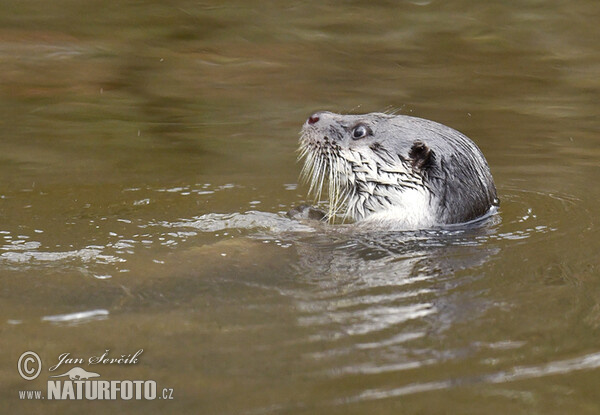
[
  {"left": 289, "top": 111, "right": 498, "bottom": 229},
  {"left": 50, "top": 367, "right": 100, "bottom": 380}
]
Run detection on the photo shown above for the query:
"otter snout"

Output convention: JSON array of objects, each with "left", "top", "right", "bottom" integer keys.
[{"left": 304, "top": 111, "right": 338, "bottom": 128}]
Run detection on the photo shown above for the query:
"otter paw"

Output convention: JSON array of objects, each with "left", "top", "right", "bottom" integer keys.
[{"left": 286, "top": 204, "right": 327, "bottom": 221}]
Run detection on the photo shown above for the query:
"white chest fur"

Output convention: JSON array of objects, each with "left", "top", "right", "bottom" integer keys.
[{"left": 352, "top": 186, "right": 436, "bottom": 230}]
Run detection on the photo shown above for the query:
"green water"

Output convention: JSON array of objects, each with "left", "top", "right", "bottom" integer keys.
[{"left": 1, "top": 1, "right": 599, "bottom": 414}]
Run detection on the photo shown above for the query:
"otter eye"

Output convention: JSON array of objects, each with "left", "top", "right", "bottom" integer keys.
[{"left": 351, "top": 124, "right": 369, "bottom": 140}]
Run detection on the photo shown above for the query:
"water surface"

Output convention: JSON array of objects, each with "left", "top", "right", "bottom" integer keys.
[{"left": 1, "top": 1, "right": 599, "bottom": 414}]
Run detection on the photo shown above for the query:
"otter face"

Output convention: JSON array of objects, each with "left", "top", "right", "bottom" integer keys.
[{"left": 299, "top": 111, "right": 434, "bottom": 224}]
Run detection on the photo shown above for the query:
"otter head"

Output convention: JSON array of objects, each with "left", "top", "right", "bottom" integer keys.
[
  {"left": 298, "top": 111, "right": 498, "bottom": 228},
  {"left": 299, "top": 111, "right": 438, "bottom": 226}
]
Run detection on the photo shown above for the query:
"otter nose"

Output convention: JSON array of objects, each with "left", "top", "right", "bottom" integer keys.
[{"left": 307, "top": 113, "right": 320, "bottom": 125}]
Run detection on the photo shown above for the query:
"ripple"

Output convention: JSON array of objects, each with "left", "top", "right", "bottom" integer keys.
[
  {"left": 339, "top": 350, "right": 600, "bottom": 403},
  {"left": 498, "top": 187, "right": 583, "bottom": 229},
  {"left": 154, "top": 182, "right": 236, "bottom": 196},
  {"left": 333, "top": 358, "right": 437, "bottom": 375},
  {"left": 152, "top": 211, "right": 316, "bottom": 233},
  {"left": 0, "top": 247, "right": 124, "bottom": 265},
  {"left": 42, "top": 309, "right": 109, "bottom": 324},
  {"left": 300, "top": 303, "right": 435, "bottom": 336}
]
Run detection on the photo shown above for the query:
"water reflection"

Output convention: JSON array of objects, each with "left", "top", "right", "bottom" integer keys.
[
  {"left": 42, "top": 309, "right": 109, "bottom": 325},
  {"left": 340, "top": 350, "right": 600, "bottom": 403}
]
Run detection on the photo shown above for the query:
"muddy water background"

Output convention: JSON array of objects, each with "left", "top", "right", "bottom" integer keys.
[{"left": 1, "top": 0, "right": 599, "bottom": 413}]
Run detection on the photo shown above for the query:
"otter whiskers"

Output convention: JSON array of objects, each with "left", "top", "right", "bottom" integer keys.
[{"left": 298, "top": 137, "right": 350, "bottom": 222}]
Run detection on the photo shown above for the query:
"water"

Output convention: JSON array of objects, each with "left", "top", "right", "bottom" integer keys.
[{"left": 1, "top": 0, "right": 599, "bottom": 413}]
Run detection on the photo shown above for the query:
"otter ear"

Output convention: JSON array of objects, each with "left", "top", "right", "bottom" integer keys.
[{"left": 409, "top": 141, "right": 434, "bottom": 170}]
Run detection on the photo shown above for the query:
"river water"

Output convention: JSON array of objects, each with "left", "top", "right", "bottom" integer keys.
[{"left": 1, "top": 1, "right": 599, "bottom": 414}]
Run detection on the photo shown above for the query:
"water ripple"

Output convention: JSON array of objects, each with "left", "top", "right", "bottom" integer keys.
[
  {"left": 42, "top": 309, "right": 109, "bottom": 325},
  {"left": 339, "top": 351, "right": 600, "bottom": 404}
]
